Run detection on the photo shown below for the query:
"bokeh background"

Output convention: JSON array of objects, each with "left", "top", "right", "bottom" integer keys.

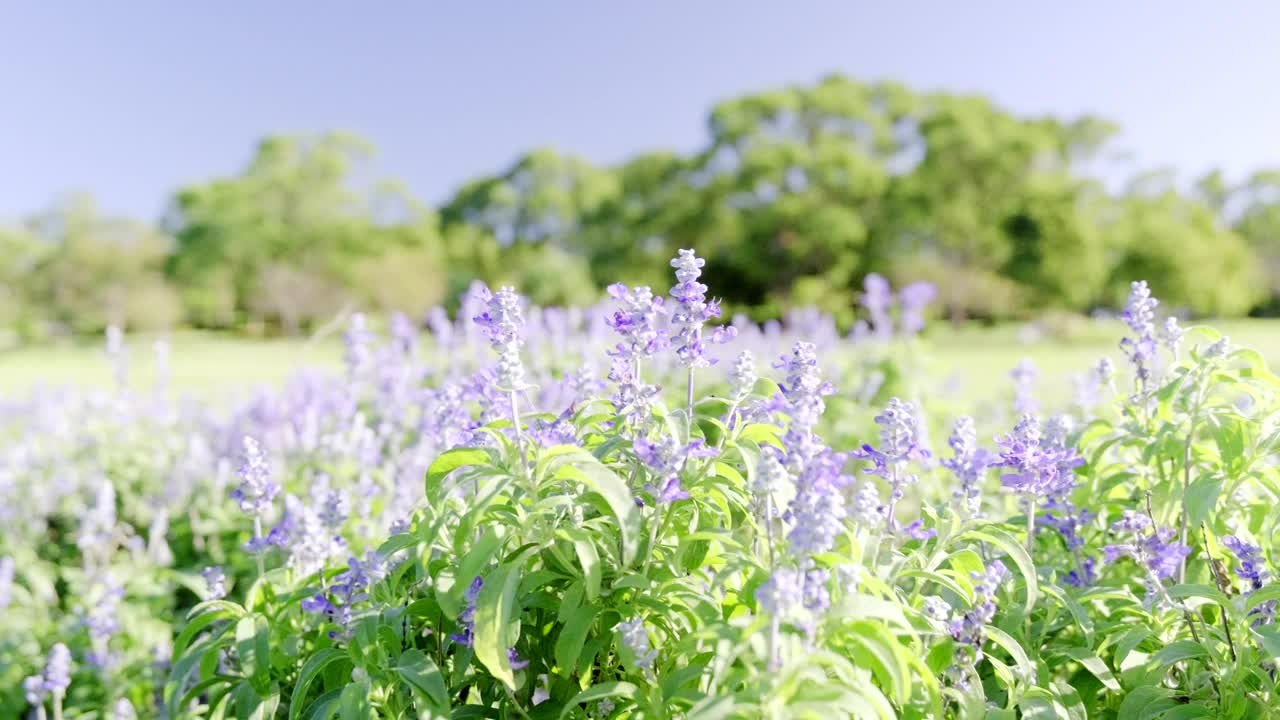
[{"left": 3, "top": 2, "right": 1279, "bottom": 390}]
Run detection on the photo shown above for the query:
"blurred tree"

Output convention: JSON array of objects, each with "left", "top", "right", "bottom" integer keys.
[
  {"left": 167, "top": 133, "right": 447, "bottom": 332},
  {"left": 1229, "top": 170, "right": 1280, "bottom": 312},
  {"left": 3, "top": 77, "right": 1274, "bottom": 343},
  {"left": 1105, "top": 190, "right": 1263, "bottom": 316},
  {"left": 29, "top": 194, "right": 181, "bottom": 333},
  {"left": 441, "top": 148, "right": 619, "bottom": 247},
  {"left": 875, "top": 93, "right": 1118, "bottom": 318},
  {"left": 0, "top": 224, "right": 53, "bottom": 340}
]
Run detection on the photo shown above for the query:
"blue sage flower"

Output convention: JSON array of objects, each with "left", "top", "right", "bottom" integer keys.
[
  {"left": 24, "top": 674, "right": 46, "bottom": 704},
  {"left": 860, "top": 273, "right": 894, "bottom": 339},
  {"left": 946, "top": 562, "right": 1009, "bottom": 688},
  {"left": 1009, "top": 358, "right": 1039, "bottom": 415},
  {"left": 202, "top": 566, "right": 227, "bottom": 600},
  {"left": 449, "top": 577, "right": 484, "bottom": 646},
  {"left": 508, "top": 648, "right": 529, "bottom": 671},
  {"left": 0, "top": 556, "right": 13, "bottom": 610},
  {"left": 1222, "top": 535, "right": 1275, "bottom": 626},
  {"left": 853, "top": 397, "right": 929, "bottom": 528},
  {"left": 898, "top": 281, "right": 936, "bottom": 336},
  {"left": 474, "top": 286, "right": 528, "bottom": 391},
  {"left": 43, "top": 643, "right": 72, "bottom": 696},
  {"left": 1040, "top": 500, "right": 1097, "bottom": 587},
  {"left": 113, "top": 698, "right": 137, "bottom": 720},
  {"left": 1103, "top": 515, "right": 1190, "bottom": 607},
  {"left": 1120, "top": 281, "right": 1159, "bottom": 393},
  {"left": 996, "top": 415, "right": 1082, "bottom": 501},
  {"left": 669, "top": 249, "right": 736, "bottom": 368},
  {"left": 529, "top": 407, "right": 578, "bottom": 448},
  {"left": 343, "top": 313, "right": 374, "bottom": 380},
  {"left": 231, "top": 436, "right": 278, "bottom": 518},
  {"left": 605, "top": 283, "right": 669, "bottom": 363},
  {"left": 726, "top": 350, "right": 758, "bottom": 418},
  {"left": 634, "top": 434, "right": 715, "bottom": 503},
  {"left": 942, "top": 417, "right": 993, "bottom": 518},
  {"left": 617, "top": 617, "right": 658, "bottom": 669}
]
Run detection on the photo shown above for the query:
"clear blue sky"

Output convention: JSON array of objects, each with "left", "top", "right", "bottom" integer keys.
[{"left": 3, "top": 1, "right": 1277, "bottom": 221}]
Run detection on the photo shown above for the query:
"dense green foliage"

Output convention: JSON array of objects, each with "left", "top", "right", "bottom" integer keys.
[{"left": 2, "top": 75, "right": 1278, "bottom": 340}]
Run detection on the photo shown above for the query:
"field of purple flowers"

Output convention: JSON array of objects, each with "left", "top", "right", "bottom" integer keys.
[{"left": 3, "top": 249, "right": 1280, "bottom": 719}]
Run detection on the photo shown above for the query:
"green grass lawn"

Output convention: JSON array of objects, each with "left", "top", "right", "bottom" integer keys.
[
  {"left": 920, "top": 318, "right": 1280, "bottom": 406},
  {"left": 0, "top": 331, "right": 340, "bottom": 396},
  {"left": 1, "top": 319, "right": 1276, "bottom": 401}
]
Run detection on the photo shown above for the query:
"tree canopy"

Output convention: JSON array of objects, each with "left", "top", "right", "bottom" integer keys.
[{"left": 2, "top": 76, "right": 1276, "bottom": 338}]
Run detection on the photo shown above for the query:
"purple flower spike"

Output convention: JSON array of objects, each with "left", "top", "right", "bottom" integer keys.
[
  {"left": 904, "top": 519, "right": 936, "bottom": 540},
  {"left": 508, "top": 648, "right": 529, "bottom": 670},
  {"left": 669, "top": 249, "right": 734, "bottom": 368},
  {"left": 996, "top": 415, "right": 1082, "bottom": 501}
]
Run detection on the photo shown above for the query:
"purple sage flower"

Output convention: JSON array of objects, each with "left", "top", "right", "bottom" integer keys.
[
  {"left": 1009, "top": 358, "right": 1039, "bottom": 415},
  {"left": 942, "top": 417, "right": 993, "bottom": 518},
  {"left": 473, "top": 286, "right": 528, "bottom": 391},
  {"left": 450, "top": 577, "right": 484, "bottom": 646},
  {"left": 617, "top": 617, "right": 658, "bottom": 669},
  {"left": 605, "top": 283, "right": 669, "bottom": 363},
  {"left": 1119, "top": 281, "right": 1159, "bottom": 394},
  {"left": 898, "top": 281, "right": 937, "bottom": 336},
  {"left": 231, "top": 436, "right": 278, "bottom": 518},
  {"left": 1222, "top": 535, "right": 1275, "bottom": 626},
  {"left": 669, "top": 249, "right": 735, "bottom": 368},
  {"left": 995, "top": 415, "right": 1082, "bottom": 502}
]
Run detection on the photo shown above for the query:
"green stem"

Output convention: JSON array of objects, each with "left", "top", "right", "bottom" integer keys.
[
  {"left": 1179, "top": 383, "right": 1205, "bottom": 583},
  {"left": 686, "top": 366, "right": 695, "bottom": 421},
  {"left": 253, "top": 517, "right": 265, "bottom": 579},
  {"left": 509, "top": 391, "right": 530, "bottom": 492},
  {"left": 1025, "top": 501, "right": 1037, "bottom": 555}
]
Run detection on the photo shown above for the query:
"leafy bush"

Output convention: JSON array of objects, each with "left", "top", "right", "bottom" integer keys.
[{"left": 3, "top": 250, "right": 1280, "bottom": 719}]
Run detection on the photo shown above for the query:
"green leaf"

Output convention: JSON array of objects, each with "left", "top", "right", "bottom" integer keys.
[
  {"left": 456, "top": 527, "right": 503, "bottom": 597},
  {"left": 235, "top": 615, "right": 271, "bottom": 693},
  {"left": 473, "top": 562, "right": 523, "bottom": 689},
  {"left": 166, "top": 632, "right": 234, "bottom": 715},
  {"left": 555, "top": 452, "right": 641, "bottom": 565},
  {"left": 174, "top": 605, "right": 238, "bottom": 659},
  {"left": 844, "top": 620, "right": 910, "bottom": 703},
  {"left": 232, "top": 681, "right": 279, "bottom": 720},
  {"left": 958, "top": 528, "right": 1039, "bottom": 614},
  {"left": 1254, "top": 624, "right": 1280, "bottom": 661},
  {"left": 1246, "top": 584, "right": 1280, "bottom": 614},
  {"left": 1017, "top": 688, "right": 1059, "bottom": 720},
  {"left": 1056, "top": 646, "right": 1121, "bottom": 692},
  {"left": 555, "top": 605, "right": 598, "bottom": 675},
  {"left": 338, "top": 683, "right": 371, "bottom": 720},
  {"left": 925, "top": 640, "right": 956, "bottom": 675},
  {"left": 685, "top": 695, "right": 736, "bottom": 720},
  {"left": 1161, "top": 705, "right": 1214, "bottom": 720},
  {"left": 1116, "top": 686, "right": 1174, "bottom": 720},
  {"left": 1212, "top": 417, "right": 1247, "bottom": 474},
  {"left": 1183, "top": 475, "right": 1222, "bottom": 529},
  {"left": 289, "top": 649, "right": 349, "bottom": 720},
  {"left": 572, "top": 534, "right": 602, "bottom": 601},
  {"left": 397, "top": 649, "right": 451, "bottom": 712},
  {"left": 303, "top": 689, "right": 343, "bottom": 720},
  {"left": 985, "top": 626, "right": 1034, "bottom": 686},
  {"left": 425, "top": 447, "right": 491, "bottom": 497},
  {"left": 737, "top": 423, "right": 783, "bottom": 449},
  {"left": 558, "top": 682, "right": 638, "bottom": 719},
  {"left": 1165, "top": 583, "right": 1231, "bottom": 607},
  {"left": 177, "top": 676, "right": 238, "bottom": 716},
  {"left": 1150, "top": 639, "right": 1206, "bottom": 666}
]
